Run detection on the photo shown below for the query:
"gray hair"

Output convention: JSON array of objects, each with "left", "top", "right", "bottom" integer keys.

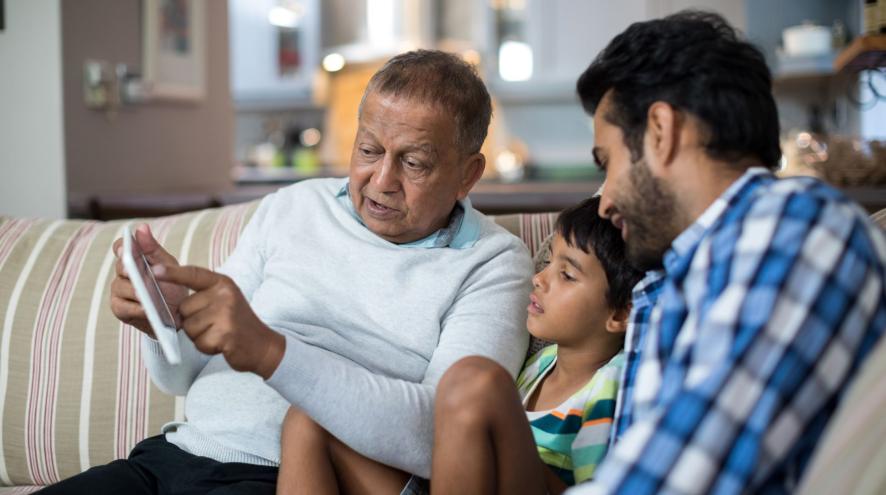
[{"left": 359, "top": 50, "right": 492, "bottom": 155}]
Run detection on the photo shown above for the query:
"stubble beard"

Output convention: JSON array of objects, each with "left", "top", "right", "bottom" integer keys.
[{"left": 620, "top": 159, "right": 684, "bottom": 272}]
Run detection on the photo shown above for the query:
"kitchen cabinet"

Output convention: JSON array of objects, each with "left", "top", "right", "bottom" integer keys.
[
  {"left": 228, "top": 0, "right": 321, "bottom": 110},
  {"left": 486, "top": 0, "right": 650, "bottom": 103}
]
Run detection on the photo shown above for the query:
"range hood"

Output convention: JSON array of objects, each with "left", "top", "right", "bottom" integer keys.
[{"left": 320, "top": 0, "right": 435, "bottom": 63}]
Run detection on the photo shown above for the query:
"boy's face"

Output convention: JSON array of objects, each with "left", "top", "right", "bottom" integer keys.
[{"left": 527, "top": 233, "right": 620, "bottom": 345}]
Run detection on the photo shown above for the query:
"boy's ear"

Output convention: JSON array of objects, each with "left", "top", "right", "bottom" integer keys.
[{"left": 605, "top": 305, "right": 631, "bottom": 334}]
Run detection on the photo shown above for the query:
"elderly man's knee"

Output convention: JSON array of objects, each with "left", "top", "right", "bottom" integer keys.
[{"left": 436, "top": 356, "right": 514, "bottom": 419}]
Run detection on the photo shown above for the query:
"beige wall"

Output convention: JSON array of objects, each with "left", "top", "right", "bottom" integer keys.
[
  {"left": 0, "top": 0, "right": 67, "bottom": 219},
  {"left": 62, "top": 0, "right": 234, "bottom": 205}
]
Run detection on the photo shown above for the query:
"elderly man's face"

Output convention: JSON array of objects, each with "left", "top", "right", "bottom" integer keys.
[{"left": 348, "top": 91, "right": 483, "bottom": 244}]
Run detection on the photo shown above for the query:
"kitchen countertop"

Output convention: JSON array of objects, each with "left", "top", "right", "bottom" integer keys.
[
  {"left": 72, "top": 169, "right": 886, "bottom": 220},
  {"left": 219, "top": 179, "right": 604, "bottom": 215},
  {"left": 226, "top": 166, "right": 886, "bottom": 214}
]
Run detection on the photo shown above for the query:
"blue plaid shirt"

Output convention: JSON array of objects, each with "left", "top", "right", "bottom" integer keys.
[
  {"left": 608, "top": 269, "right": 665, "bottom": 446},
  {"left": 573, "top": 168, "right": 886, "bottom": 495}
]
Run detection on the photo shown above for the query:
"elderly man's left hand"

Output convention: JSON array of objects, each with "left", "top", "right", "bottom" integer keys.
[{"left": 152, "top": 264, "right": 285, "bottom": 379}]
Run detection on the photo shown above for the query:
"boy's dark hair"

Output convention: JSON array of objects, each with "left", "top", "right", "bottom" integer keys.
[
  {"left": 576, "top": 10, "right": 780, "bottom": 170},
  {"left": 557, "top": 196, "right": 644, "bottom": 311}
]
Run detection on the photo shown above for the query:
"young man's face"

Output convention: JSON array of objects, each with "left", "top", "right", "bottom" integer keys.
[
  {"left": 593, "top": 91, "right": 682, "bottom": 271},
  {"left": 348, "top": 91, "right": 483, "bottom": 244},
  {"left": 527, "top": 234, "right": 618, "bottom": 344}
]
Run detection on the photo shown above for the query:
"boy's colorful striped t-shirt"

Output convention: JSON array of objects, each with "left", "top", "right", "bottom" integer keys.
[{"left": 516, "top": 345, "right": 624, "bottom": 486}]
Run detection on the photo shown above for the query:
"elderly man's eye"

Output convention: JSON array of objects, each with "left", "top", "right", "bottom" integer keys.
[{"left": 403, "top": 158, "right": 426, "bottom": 171}]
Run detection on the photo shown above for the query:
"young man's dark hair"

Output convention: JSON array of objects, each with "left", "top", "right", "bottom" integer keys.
[
  {"left": 556, "top": 195, "right": 644, "bottom": 311},
  {"left": 576, "top": 10, "right": 781, "bottom": 169}
]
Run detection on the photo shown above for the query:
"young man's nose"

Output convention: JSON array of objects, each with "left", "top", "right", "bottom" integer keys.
[{"left": 598, "top": 185, "right": 615, "bottom": 219}]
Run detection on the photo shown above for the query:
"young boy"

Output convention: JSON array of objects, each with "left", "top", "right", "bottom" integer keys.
[{"left": 276, "top": 196, "right": 643, "bottom": 494}]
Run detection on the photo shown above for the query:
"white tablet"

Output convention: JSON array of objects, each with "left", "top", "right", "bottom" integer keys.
[{"left": 121, "top": 226, "right": 182, "bottom": 364}]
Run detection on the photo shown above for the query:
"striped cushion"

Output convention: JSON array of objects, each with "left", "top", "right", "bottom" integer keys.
[
  {"left": 0, "top": 202, "right": 258, "bottom": 487},
  {"left": 0, "top": 202, "right": 558, "bottom": 488}
]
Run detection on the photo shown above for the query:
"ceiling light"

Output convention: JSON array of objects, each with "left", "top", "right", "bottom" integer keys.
[{"left": 322, "top": 53, "right": 346, "bottom": 72}]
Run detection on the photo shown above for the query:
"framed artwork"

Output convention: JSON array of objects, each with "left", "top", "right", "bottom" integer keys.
[{"left": 142, "top": 0, "right": 206, "bottom": 101}]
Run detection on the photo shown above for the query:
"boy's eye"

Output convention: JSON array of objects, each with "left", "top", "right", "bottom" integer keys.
[{"left": 560, "top": 270, "right": 576, "bottom": 282}]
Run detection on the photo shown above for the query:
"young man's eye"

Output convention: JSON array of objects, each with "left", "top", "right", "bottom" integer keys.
[
  {"left": 592, "top": 150, "right": 607, "bottom": 173},
  {"left": 597, "top": 161, "right": 607, "bottom": 173}
]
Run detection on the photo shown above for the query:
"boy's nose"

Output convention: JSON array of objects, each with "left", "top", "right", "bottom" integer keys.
[{"left": 532, "top": 268, "right": 547, "bottom": 290}]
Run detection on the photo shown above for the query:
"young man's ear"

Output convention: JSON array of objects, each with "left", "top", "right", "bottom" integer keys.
[
  {"left": 605, "top": 305, "right": 631, "bottom": 334},
  {"left": 643, "top": 101, "right": 680, "bottom": 176},
  {"left": 457, "top": 153, "right": 486, "bottom": 200}
]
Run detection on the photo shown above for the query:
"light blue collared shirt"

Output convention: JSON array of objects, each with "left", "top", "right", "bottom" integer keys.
[{"left": 335, "top": 182, "right": 481, "bottom": 249}]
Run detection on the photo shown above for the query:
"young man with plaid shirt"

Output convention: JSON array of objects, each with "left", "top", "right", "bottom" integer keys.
[{"left": 568, "top": 11, "right": 886, "bottom": 495}]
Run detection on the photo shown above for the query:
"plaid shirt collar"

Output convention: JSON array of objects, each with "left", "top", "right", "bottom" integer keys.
[{"left": 664, "top": 167, "right": 771, "bottom": 272}]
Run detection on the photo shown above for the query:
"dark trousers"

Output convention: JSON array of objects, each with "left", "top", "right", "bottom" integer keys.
[{"left": 36, "top": 435, "right": 278, "bottom": 495}]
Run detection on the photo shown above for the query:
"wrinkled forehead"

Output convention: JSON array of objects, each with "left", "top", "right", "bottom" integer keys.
[
  {"left": 360, "top": 92, "right": 458, "bottom": 145},
  {"left": 359, "top": 87, "right": 449, "bottom": 118}
]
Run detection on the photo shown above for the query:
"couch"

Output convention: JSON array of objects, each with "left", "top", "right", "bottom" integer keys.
[
  {"left": 0, "top": 201, "right": 883, "bottom": 493},
  {"left": 0, "top": 200, "right": 556, "bottom": 492}
]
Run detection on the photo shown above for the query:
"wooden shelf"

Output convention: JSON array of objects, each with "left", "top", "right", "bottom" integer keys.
[{"left": 834, "top": 35, "right": 886, "bottom": 72}]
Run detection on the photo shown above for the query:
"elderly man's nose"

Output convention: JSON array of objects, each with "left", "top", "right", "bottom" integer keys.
[{"left": 372, "top": 158, "right": 400, "bottom": 192}]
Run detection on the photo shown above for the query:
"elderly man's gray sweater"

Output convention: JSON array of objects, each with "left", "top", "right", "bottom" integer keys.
[{"left": 140, "top": 178, "right": 533, "bottom": 478}]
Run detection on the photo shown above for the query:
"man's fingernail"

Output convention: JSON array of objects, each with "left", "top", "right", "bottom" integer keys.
[{"left": 152, "top": 265, "right": 166, "bottom": 277}]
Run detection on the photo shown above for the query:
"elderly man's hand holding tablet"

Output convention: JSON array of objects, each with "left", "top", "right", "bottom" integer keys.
[{"left": 120, "top": 226, "right": 181, "bottom": 364}]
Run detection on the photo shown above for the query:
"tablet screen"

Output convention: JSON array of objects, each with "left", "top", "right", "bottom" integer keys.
[{"left": 129, "top": 235, "right": 177, "bottom": 328}]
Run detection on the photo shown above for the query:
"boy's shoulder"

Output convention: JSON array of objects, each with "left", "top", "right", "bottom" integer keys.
[
  {"left": 516, "top": 345, "right": 558, "bottom": 389},
  {"left": 576, "top": 350, "right": 625, "bottom": 419},
  {"left": 524, "top": 344, "right": 558, "bottom": 369}
]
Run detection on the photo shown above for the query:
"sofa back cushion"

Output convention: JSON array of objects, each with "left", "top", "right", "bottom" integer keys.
[
  {"left": 0, "top": 202, "right": 557, "bottom": 487},
  {"left": 0, "top": 202, "right": 258, "bottom": 486}
]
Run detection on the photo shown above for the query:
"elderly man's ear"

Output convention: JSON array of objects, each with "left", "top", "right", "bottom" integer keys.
[{"left": 457, "top": 153, "right": 486, "bottom": 200}]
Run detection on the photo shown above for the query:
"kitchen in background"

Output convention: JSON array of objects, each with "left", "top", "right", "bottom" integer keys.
[
  {"left": 44, "top": 0, "right": 884, "bottom": 219},
  {"left": 226, "top": 0, "right": 886, "bottom": 214}
]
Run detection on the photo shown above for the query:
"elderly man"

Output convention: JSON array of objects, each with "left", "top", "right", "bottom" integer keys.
[
  {"left": 41, "top": 50, "right": 533, "bottom": 494},
  {"left": 567, "top": 11, "right": 886, "bottom": 495}
]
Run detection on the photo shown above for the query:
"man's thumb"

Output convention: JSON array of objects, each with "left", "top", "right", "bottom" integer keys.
[{"left": 135, "top": 223, "right": 178, "bottom": 266}]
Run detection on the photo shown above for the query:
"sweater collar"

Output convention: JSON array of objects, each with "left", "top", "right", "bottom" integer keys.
[{"left": 335, "top": 180, "right": 480, "bottom": 249}]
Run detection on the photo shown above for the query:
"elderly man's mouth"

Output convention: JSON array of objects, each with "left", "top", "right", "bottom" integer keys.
[{"left": 365, "top": 197, "right": 399, "bottom": 217}]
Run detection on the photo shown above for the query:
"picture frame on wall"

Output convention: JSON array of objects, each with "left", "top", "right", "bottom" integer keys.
[{"left": 142, "top": 0, "right": 206, "bottom": 101}]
